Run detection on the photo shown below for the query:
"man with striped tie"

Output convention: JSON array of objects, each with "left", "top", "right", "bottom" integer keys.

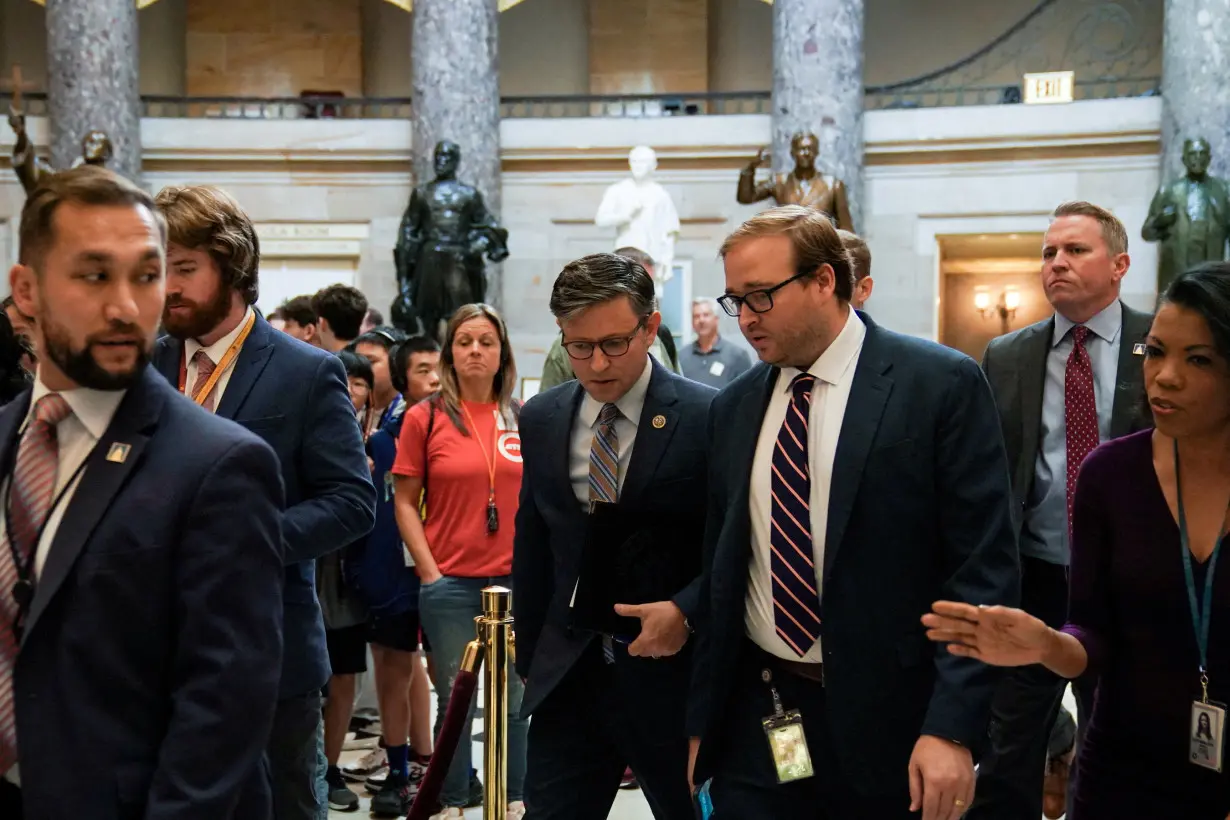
[
  {"left": 513, "top": 253, "right": 716, "bottom": 820},
  {"left": 0, "top": 167, "right": 285, "bottom": 819},
  {"left": 687, "top": 206, "right": 1019, "bottom": 820}
]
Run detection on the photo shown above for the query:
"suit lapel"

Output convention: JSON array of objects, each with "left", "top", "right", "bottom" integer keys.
[
  {"left": 546, "top": 382, "right": 585, "bottom": 513},
  {"left": 152, "top": 334, "right": 182, "bottom": 390},
  {"left": 1110, "top": 304, "right": 1152, "bottom": 438},
  {"left": 215, "top": 315, "right": 275, "bottom": 420},
  {"left": 1015, "top": 318, "right": 1053, "bottom": 493},
  {"left": 619, "top": 363, "right": 680, "bottom": 507},
  {"left": 821, "top": 325, "right": 892, "bottom": 583},
  {"left": 719, "top": 365, "right": 777, "bottom": 576},
  {"left": 23, "top": 369, "right": 165, "bottom": 643}
]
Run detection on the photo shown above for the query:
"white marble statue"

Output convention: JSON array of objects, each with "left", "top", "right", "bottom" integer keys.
[{"left": 594, "top": 146, "right": 680, "bottom": 286}]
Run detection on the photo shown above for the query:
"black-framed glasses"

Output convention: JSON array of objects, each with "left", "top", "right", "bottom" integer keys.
[
  {"left": 717, "top": 270, "right": 813, "bottom": 317},
  {"left": 561, "top": 321, "right": 646, "bottom": 360}
]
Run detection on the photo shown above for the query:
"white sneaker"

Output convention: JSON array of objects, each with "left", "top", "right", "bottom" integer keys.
[
  {"left": 507, "top": 800, "right": 527, "bottom": 819},
  {"left": 429, "top": 808, "right": 465, "bottom": 820},
  {"left": 341, "top": 747, "right": 387, "bottom": 782}
]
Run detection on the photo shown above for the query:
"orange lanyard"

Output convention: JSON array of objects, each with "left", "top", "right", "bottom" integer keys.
[
  {"left": 460, "top": 402, "right": 498, "bottom": 502},
  {"left": 177, "top": 311, "right": 257, "bottom": 406}
]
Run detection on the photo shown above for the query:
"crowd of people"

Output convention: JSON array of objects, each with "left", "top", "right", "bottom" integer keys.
[{"left": 0, "top": 162, "right": 1225, "bottom": 820}]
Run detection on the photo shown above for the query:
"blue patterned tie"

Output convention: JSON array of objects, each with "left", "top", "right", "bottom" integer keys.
[
  {"left": 589, "top": 403, "right": 620, "bottom": 663},
  {"left": 770, "top": 374, "right": 822, "bottom": 656}
]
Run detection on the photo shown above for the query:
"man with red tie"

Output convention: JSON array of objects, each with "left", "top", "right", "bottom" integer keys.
[
  {"left": 687, "top": 206, "right": 1019, "bottom": 820},
  {"left": 0, "top": 167, "right": 285, "bottom": 819},
  {"left": 974, "top": 201, "right": 1153, "bottom": 820}
]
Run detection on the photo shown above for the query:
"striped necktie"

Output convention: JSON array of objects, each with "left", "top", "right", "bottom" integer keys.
[
  {"left": 0, "top": 393, "right": 72, "bottom": 772},
  {"left": 191, "top": 350, "right": 218, "bottom": 413},
  {"left": 588, "top": 403, "right": 620, "bottom": 662},
  {"left": 770, "top": 374, "right": 822, "bottom": 657}
]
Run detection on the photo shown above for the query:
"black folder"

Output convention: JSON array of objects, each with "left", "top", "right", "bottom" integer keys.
[{"left": 569, "top": 500, "right": 701, "bottom": 642}]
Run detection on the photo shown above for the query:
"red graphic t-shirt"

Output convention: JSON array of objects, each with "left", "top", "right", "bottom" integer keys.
[{"left": 393, "top": 399, "right": 522, "bottom": 578}]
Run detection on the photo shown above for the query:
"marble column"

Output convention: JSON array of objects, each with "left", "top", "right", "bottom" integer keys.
[
  {"left": 1160, "top": 0, "right": 1230, "bottom": 179},
  {"left": 772, "top": 0, "right": 864, "bottom": 229},
  {"left": 46, "top": 0, "right": 141, "bottom": 181},
  {"left": 411, "top": 0, "right": 502, "bottom": 307}
]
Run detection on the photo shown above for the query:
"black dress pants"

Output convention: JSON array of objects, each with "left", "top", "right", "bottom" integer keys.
[
  {"left": 704, "top": 642, "right": 915, "bottom": 820},
  {"left": 524, "top": 641, "right": 694, "bottom": 820},
  {"left": 968, "top": 555, "right": 1093, "bottom": 820}
]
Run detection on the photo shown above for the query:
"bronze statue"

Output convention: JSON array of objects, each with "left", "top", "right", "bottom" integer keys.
[
  {"left": 737, "top": 132, "right": 853, "bottom": 231},
  {"left": 8, "top": 110, "right": 112, "bottom": 195},
  {"left": 1142, "top": 137, "right": 1230, "bottom": 293},
  {"left": 391, "top": 140, "right": 509, "bottom": 338}
]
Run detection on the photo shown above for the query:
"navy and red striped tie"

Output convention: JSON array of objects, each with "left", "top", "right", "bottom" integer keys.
[{"left": 770, "top": 374, "right": 822, "bottom": 657}]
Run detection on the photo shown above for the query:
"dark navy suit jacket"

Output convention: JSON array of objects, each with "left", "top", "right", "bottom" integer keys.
[
  {"left": 12, "top": 367, "right": 285, "bottom": 820},
  {"left": 689, "top": 313, "right": 1021, "bottom": 794},
  {"left": 153, "top": 313, "right": 375, "bottom": 697},
  {"left": 512, "top": 359, "right": 716, "bottom": 716}
]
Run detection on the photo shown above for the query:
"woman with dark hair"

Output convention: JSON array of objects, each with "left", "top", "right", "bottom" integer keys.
[
  {"left": 924, "top": 263, "right": 1230, "bottom": 818},
  {"left": 0, "top": 310, "right": 32, "bottom": 406},
  {"left": 337, "top": 349, "right": 376, "bottom": 439},
  {"left": 391, "top": 304, "right": 528, "bottom": 820}
]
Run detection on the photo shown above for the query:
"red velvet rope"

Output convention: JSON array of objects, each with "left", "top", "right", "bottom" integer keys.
[{"left": 408, "top": 668, "right": 481, "bottom": 820}]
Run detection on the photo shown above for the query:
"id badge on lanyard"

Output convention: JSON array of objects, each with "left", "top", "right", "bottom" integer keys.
[
  {"left": 1176, "top": 440, "right": 1227, "bottom": 772},
  {"left": 759, "top": 668, "right": 815, "bottom": 783}
]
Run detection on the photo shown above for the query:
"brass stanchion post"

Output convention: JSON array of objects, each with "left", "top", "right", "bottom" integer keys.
[{"left": 478, "top": 586, "right": 513, "bottom": 820}]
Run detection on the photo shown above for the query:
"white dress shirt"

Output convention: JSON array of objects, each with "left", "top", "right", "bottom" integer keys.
[
  {"left": 745, "top": 309, "right": 866, "bottom": 662},
  {"left": 569, "top": 357, "right": 653, "bottom": 506},
  {"left": 3, "top": 375, "right": 125, "bottom": 783},
  {"left": 183, "top": 307, "right": 254, "bottom": 411}
]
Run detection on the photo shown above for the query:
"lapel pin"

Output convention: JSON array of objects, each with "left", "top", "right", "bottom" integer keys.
[
  {"left": 652, "top": 414, "right": 667, "bottom": 429},
  {"left": 106, "top": 443, "right": 131, "bottom": 464},
  {"left": 1132, "top": 342, "right": 1147, "bottom": 356}
]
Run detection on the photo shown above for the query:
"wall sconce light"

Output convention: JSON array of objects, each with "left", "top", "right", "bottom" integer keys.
[{"left": 975, "top": 286, "right": 1021, "bottom": 332}]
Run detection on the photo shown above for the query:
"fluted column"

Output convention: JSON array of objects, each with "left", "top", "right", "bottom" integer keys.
[
  {"left": 1160, "top": 0, "right": 1230, "bottom": 178},
  {"left": 411, "top": 0, "right": 502, "bottom": 306},
  {"left": 46, "top": 0, "right": 141, "bottom": 181},
  {"left": 772, "top": 0, "right": 864, "bottom": 228}
]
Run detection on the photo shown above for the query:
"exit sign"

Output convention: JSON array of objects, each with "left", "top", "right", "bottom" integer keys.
[{"left": 1023, "top": 71, "right": 1075, "bottom": 104}]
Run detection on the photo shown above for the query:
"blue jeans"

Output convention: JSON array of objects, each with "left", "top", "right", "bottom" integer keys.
[{"left": 419, "top": 575, "right": 528, "bottom": 807}]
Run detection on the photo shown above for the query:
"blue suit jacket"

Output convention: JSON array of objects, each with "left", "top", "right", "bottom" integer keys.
[
  {"left": 512, "top": 359, "right": 716, "bottom": 716},
  {"left": 153, "top": 314, "right": 375, "bottom": 697},
  {"left": 689, "top": 313, "right": 1021, "bottom": 793},
  {"left": 12, "top": 367, "right": 285, "bottom": 820}
]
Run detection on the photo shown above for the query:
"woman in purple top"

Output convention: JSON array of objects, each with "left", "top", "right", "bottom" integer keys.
[{"left": 924, "top": 264, "right": 1230, "bottom": 819}]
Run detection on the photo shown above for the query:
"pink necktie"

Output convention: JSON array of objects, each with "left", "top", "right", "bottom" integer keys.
[
  {"left": 0, "top": 393, "right": 72, "bottom": 772},
  {"left": 1064, "top": 326, "right": 1099, "bottom": 536},
  {"left": 191, "top": 350, "right": 218, "bottom": 413}
]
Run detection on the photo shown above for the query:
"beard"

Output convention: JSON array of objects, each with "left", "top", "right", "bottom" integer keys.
[
  {"left": 162, "top": 282, "right": 232, "bottom": 340},
  {"left": 42, "top": 316, "right": 149, "bottom": 391}
]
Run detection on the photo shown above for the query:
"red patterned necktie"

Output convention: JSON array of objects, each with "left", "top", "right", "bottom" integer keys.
[
  {"left": 771, "top": 373, "right": 822, "bottom": 657},
  {"left": 1064, "top": 326, "right": 1099, "bottom": 536},
  {"left": 191, "top": 350, "right": 218, "bottom": 413},
  {"left": 0, "top": 393, "right": 72, "bottom": 772}
]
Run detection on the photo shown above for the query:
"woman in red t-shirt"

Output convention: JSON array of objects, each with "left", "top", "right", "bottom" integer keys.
[{"left": 392, "top": 304, "right": 528, "bottom": 819}]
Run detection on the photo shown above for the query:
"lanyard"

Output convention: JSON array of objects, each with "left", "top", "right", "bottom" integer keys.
[
  {"left": 460, "top": 402, "right": 498, "bottom": 502},
  {"left": 1175, "top": 439, "right": 1227, "bottom": 698},
  {"left": 177, "top": 311, "right": 257, "bottom": 406}
]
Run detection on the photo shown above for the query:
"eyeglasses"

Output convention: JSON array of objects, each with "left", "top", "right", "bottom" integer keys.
[
  {"left": 716, "top": 270, "right": 813, "bottom": 317},
  {"left": 561, "top": 321, "right": 646, "bottom": 360}
]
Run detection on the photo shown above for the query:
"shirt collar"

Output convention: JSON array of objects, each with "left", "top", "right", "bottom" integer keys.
[
  {"left": 780, "top": 308, "right": 866, "bottom": 390},
  {"left": 1052, "top": 300, "right": 1122, "bottom": 347},
  {"left": 185, "top": 306, "right": 255, "bottom": 365},
  {"left": 579, "top": 356, "right": 655, "bottom": 429},
  {"left": 692, "top": 336, "right": 724, "bottom": 354},
  {"left": 28, "top": 373, "right": 126, "bottom": 440}
]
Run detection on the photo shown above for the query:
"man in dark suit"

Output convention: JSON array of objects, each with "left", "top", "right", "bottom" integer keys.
[
  {"left": 0, "top": 166, "right": 284, "bottom": 819},
  {"left": 688, "top": 206, "right": 1019, "bottom": 820},
  {"left": 514, "top": 253, "right": 715, "bottom": 820},
  {"left": 150, "top": 186, "right": 375, "bottom": 820},
  {"left": 973, "top": 201, "right": 1153, "bottom": 820}
]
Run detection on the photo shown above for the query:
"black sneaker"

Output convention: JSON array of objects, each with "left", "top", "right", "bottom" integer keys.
[
  {"left": 465, "top": 770, "right": 483, "bottom": 808},
  {"left": 326, "top": 768, "right": 359, "bottom": 813},
  {"left": 370, "top": 774, "right": 416, "bottom": 818}
]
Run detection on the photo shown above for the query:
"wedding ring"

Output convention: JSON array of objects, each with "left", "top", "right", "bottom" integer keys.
[{"left": 954, "top": 799, "right": 966, "bottom": 808}]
